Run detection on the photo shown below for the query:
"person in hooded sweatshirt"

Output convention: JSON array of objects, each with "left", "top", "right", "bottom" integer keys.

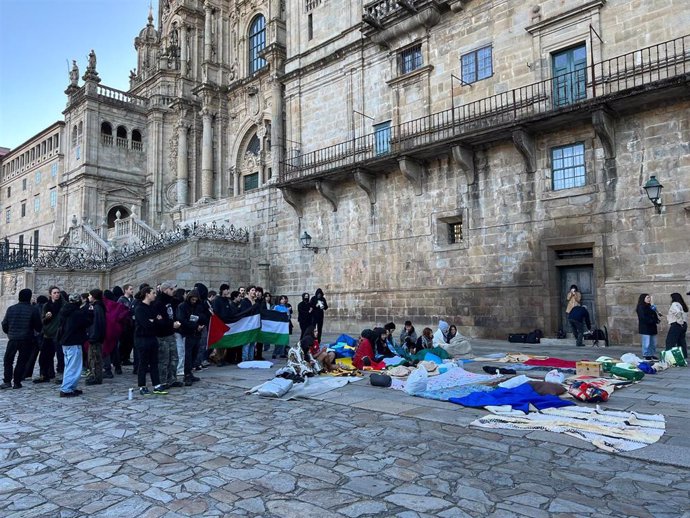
[
  {"left": 309, "top": 288, "right": 328, "bottom": 342},
  {"left": 154, "top": 281, "right": 183, "bottom": 389},
  {"left": 56, "top": 293, "right": 93, "bottom": 397},
  {"left": 85, "top": 289, "right": 107, "bottom": 385},
  {"left": 177, "top": 289, "right": 205, "bottom": 386},
  {"left": 297, "top": 292, "right": 312, "bottom": 339},
  {"left": 2, "top": 288, "right": 42, "bottom": 389},
  {"left": 192, "top": 282, "right": 212, "bottom": 370}
]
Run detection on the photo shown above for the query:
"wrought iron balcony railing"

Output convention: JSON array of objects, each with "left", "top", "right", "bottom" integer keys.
[{"left": 280, "top": 34, "right": 689, "bottom": 184}]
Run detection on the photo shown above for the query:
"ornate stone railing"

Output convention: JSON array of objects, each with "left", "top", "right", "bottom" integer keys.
[{"left": 97, "top": 85, "right": 148, "bottom": 107}]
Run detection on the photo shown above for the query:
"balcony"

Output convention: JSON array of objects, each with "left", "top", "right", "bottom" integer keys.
[{"left": 279, "top": 35, "right": 690, "bottom": 188}]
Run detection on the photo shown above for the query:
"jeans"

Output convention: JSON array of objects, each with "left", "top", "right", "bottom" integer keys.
[
  {"left": 88, "top": 342, "right": 103, "bottom": 382},
  {"left": 136, "top": 337, "right": 160, "bottom": 388},
  {"left": 569, "top": 319, "right": 587, "bottom": 347},
  {"left": 242, "top": 343, "right": 255, "bottom": 362},
  {"left": 640, "top": 334, "right": 658, "bottom": 357},
  {"left": 157, "top": 335, "right": 178, "bottom": 386},
  {"left": 175, "top": 333, "right": 185, "bottom": 376},
  {"left": 184, "top": 335, "right": 201, "bottom": 379},
  {"left": 194, "top": 327, "right": 210, "bottom": 368},
  {"left": 3, "top": 340, "right": 32, "bottom": 386},
  {"left": 665, "top": 322, "right": 688, "bottom": 358},
  {"left": 272, "top": 345, "right": 286, "bottom": 358},
  {"left": 61, "top": 345, "right": 83, "bottom": 393}
]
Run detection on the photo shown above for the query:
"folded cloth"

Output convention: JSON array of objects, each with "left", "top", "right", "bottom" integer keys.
[
  {"left": 528, "top": 380, "right": 567, "bottom": 395},
  {"left": 419, "top": 361, "right": 440, "bottom": 375},
  {"left": 497, "top": 375, "right": 533, "bottom": 389},
  {"left": 383, "top": 356, "right": 406, "bottom": 366},
  {"left": 524, "top": 357, "right": 578, "bottom": 369},
  {"left": 450, "top": 382, "right": 575, "bottom": 413},
  {"left": 483, "top": 366, "right": 517, "bottom": 375},
  {"left": 238, "top": 360, "right": 274, "bottom": 369}
]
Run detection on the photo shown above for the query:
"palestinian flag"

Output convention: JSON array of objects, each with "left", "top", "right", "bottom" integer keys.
[
  {"left": 208, "top": 306, "right": 290, "bottom": 349},
  {"left": 258, "top": 308, "right": 290, "bottom": 346}
]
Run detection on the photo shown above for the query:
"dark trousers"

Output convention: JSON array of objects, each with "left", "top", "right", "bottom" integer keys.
[
  {"left": 119, "top": 326, "right": 134, "bottom": 363},
  {"left": 313, "top": 317, "right": 324, "bottom": 342},
  {"left": 4, "top": 340, "right": 32, "bottom": 385},
  {"left": 88, "top": 342, "right": 103, "bottom": 382},
  {"left": 136, "top": 337, "right": 160, "bottom": 388},
  {"left": 56, "top": 340, "right": 64, "bottom": 373},
  {"left": 24, "top": 335, "right": 41, "bottom": 379},
  {"left": 184, "top": 335, "right": 201, "bottom": 379},
  {"left": 38, "top": 337, "right": 57, "bottom": 378},
  {"left": 569, "top": 319, "right": 587, "bottom": 347},
  {"left": 665, "top": 322, "right": 688, "bottom": 358},
  {"left": 103, "top": 345, "right": 121, "bottom": 374}
]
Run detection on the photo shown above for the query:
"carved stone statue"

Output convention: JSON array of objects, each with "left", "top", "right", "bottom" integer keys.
[
  {"left": 69, "top": 60, "right": 79, "bottom": 86},
  {"left": 82, "top": 49, "right": 101, "bottom": 82},
  {"left": 88, "top": 50, "right": 97, "bottom": 72}
]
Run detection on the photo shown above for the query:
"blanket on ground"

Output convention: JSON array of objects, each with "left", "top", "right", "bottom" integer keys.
[
  {"left": 471, "top": 406, "right": 666, "bottom": 453},
  {"left": 524, "top": 357, "right": 578, "bottom": 369},
  {"left": 415, "top": 383, "right": 494, "bottom": 401},
  {"left": 391, "top": 365, "right": 493, "bottom": 392},
  {"left": 281, "top": 376, "right": 362, "bottom": 400},
  {"left": 450, "top": 383, "right": 575, "bottom": 413}
]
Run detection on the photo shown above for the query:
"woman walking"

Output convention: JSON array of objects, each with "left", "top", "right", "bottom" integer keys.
[
  {"left": 665, "top": 292, "right": 688, "bottom": 358},
  {"left": 636, "top": 294, "right": 660, "bottom": 360}
]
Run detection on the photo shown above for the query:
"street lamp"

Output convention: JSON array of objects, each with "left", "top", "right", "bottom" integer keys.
[
  {"left": 300, "top": 231, "right": 318, "bottom": 253},
  {"left": 642, "top": 176, "right": 663, "bottom": 214}
]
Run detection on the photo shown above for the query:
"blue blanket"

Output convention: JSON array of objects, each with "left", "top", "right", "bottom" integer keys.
[
  {"left": 415, "top": 384, "right": 493, "bottom": 402},
  {"left": 449, "top": 383, "right": 575, "bottom": 413}
]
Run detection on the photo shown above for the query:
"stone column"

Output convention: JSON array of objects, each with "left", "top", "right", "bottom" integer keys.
[
  {"left": 271, "top": 78, "right": 283, "bottom": 184},
  {"left": 200, "top": 108, "right": 214, "bottom": 201},
  {"left": 204, "top": 1, "right": 213, "bottom": 63},
  {"left": 176, "top": 123, "right": 188, "bottom": 206},
  {"left": 180, "top": 24, "right": 188, "bottom": 77},
  {"left": 233, "top": 166, "right": 240, "bottom": 196}
]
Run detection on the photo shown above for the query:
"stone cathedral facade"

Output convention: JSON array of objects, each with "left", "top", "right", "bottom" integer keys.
[{"left": 1, "top": 0, "right": 689, "bottom": 343}]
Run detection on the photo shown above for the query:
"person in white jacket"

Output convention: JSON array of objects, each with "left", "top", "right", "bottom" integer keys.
[{"left": 665, "top": 292, "right": 688, "bottom": 358}]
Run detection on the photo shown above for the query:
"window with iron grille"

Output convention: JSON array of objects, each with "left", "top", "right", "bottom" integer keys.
[
  {"left": 21, "top": 202, "right": 26, "bottom": 217},
  {"left": 50, "top": 188, "right": 57, "bottom": 208},
  {"left": 399, "top": 44, "right": 423, "bottom": 75},
  {"left": 248, "top": 15, "right": 267, "bottom": 75},
  {"left": 5, "top": 208, "right": 10, "bottom": 223},
  {"left": 461, "top": 45, "right": 493, "bottom": 84},
  {"left": 6, "top": 186, "right": 10, "bottom": 198},
  {"left": 448, "top": 221, "right": 463, "bottom": 244},
  {"left": 551, "top": 143, "right": 586, "bottom": 190},
  {"left": 22, "top": 178, "right": 27, "bottom": 190},
  {"left": 243, "top": 172, "right": 259, "bottom": 192}
]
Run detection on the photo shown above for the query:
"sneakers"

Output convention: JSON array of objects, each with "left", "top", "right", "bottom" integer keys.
[
  {"left": 152, "top": 385, "right": 168, "bottom": 395},
  {"left": 13, "top": 383, "right": 23, "bottom": 389},
  {"left": 190, "top": 375, "right": 201, "bottom": 382},
  {"left": 103, "top": 371, "right": 114, "bottom": 379},
  {"left": 201, "top": 361, "right": 211, "bottom": 368},
  {"left": 85, "top": 379, "right": 102, "bottom": 386},
  {"left": 184, "top": 379, "right": 193, "bottom": 386},
  {"left": 0, "top": 382, "right": 11, "bottom": 389},
  {"left": 139, "top": 386, "right": 151, "bottom": 396},
  {"left": 32, "top": 376, "right": 49, "bottom": 384},
  {"left": 170, "top": 381, "right": 184, "bottom": 388},
  {"left": 59, "top": 391, "right": 80, "bottom": 398},
  {"left": 81, "top": 370, "right": 91, "bottom": 378}
]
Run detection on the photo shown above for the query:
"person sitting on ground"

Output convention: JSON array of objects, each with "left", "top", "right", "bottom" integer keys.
[
  {"left": 399, "top": 320, "right": 418, "bottom": 351},
  {"left": 304, "top": 325, "right": 336, "bottom": 372},
  {"left": 432, "top": 319, "right": 450, "bottom": 347},
  {"left": 353, "top": 329, "right": 379, "bottom": 370},
  {"left": 443, "top": 324, "right": 473, "bottom": 358},
  {"left": 285, "top": 334, "right": 319, "bottom": 377},
  {"left": 412, "top": 327, "right": 433, "bottom": 354}
]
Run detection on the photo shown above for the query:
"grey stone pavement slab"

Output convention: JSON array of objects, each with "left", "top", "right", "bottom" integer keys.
[{"left": 1, "top": 333, "right": 689, "bottom": 517}]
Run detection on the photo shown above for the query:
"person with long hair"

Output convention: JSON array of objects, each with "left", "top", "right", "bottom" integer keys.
[
  {"left": 133, "top": 286, "right": 168, "bottom": 395},
  {"left": 665, "top": 292, "right": 688, "bottom": 358},
  {"left": 636, "top": 293, "right": 660, "bottom": 360}
]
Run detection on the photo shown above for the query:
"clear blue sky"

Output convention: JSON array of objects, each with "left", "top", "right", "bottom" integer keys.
[{"left": 0, "top": 0, "right": 154, "bottom": 150}]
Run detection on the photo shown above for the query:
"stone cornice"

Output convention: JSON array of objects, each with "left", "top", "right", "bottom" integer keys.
[{"left": 525, "top": 0, "right": 606, "bottom": 35}]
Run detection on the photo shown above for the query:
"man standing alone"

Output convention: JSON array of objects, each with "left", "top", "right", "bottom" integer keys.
[
  {"left": 2, "top": 289, "right": 42, "bottom": 389},
  {"left": 568, "top": 304, "right": 592, "bottom": 348},
  {"left": 35, "top": 286, "right": 64, "bottom": 383}
]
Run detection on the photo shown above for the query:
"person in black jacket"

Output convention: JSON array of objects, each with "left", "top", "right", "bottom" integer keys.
[
  {"left": 568, "top": 304, "right": 592, "bottom": 347},
  {"left": 35, "top": 286, "right": 65, "bottom": 383},
  {"left": 636, "top": 293, "right": 660, "bottom": 360},
  {"left": 2, "top": 288, "right": 42, "bottom": 389},
  {"left": 177, "top": 290, "right": 206, "bottom": 386},
  {"left": 56, "top": 294, "right": 93, "bottom": 397},
  {"left": 85, "top": 289, "right": 107, "bottom": 385},
  {"left": 309, "top": 288, "right": 328, "bottom": 342},
  {"left": 297, "top": 292, "right": 312, "bottom": 339},
  {"left": 134, "top": 286, "right": 168, "bottom": 395},
  {"left": 154, "top": 280, "right": 183, "bottom": 388}
]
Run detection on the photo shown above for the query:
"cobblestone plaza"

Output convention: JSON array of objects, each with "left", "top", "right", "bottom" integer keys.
[{"left": 2, "top": 335, "right": 689, "bottom": 517}]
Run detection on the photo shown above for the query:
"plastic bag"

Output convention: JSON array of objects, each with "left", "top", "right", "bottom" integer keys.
[
  {"left": 544, "top": 369, "right": 565, "bottom": 384},
  {"left": 404, "top": 365, "right": 428, "bottom": 395},
  {"left": 620, "top": 353, "right": 643, "bottom": 366}
]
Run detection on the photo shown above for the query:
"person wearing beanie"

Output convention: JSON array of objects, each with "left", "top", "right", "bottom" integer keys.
[
  {"left": 56, "top": 293, "right": 93, "bottom": 397},
  {"left": 2, "top": 289, "right": 42, "bottom": 389},
  {"left": 85, "top": 289, "right": 107, "bottom": 385}
]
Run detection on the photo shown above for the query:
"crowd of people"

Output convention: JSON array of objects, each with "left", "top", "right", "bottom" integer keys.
[{"left": 1, "top": 282, "right": 331, "bottom": 397}]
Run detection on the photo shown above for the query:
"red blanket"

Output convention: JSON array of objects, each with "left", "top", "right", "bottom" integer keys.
[{"left": 524, "top": 357, "right": 578, "bottom": 369}]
